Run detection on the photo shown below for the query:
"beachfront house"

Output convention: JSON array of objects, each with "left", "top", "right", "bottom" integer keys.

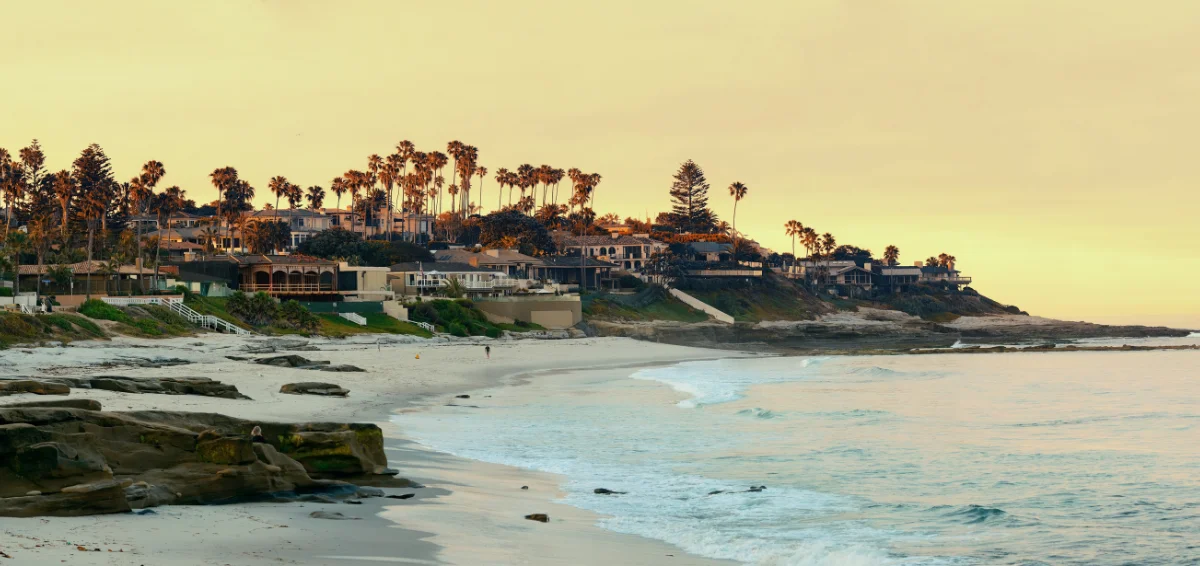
[
  {"left": 249, "top": 209, "right": 334, "bottom": 249},
  {"left": 529, "top": 256, "right": 617, "bottom": 291},
  {"left": 553, "top": 232, "right": 666, "bottom": 272},
  {"left": 433, "top": 248, "right": 543, "bottom": 279},
  {"left": 388, "top": 262, "right": 513, "bottom": 298}
]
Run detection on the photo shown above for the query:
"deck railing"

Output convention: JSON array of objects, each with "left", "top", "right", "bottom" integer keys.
[{"left": 240, "top": 283, "right": 336, "bottom": 293}]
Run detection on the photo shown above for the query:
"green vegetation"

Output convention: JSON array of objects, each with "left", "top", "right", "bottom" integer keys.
[
  {"left": 78, "top": 299, "right": 132, "bottom": 323},
  {"left": 0, "top": 311, "right": 108, "bottom": 347},
  {"left": 316, "top": 312, "right": 434, "bottom": 338},
  {"left": 680, "top": 275, "right": 829, "bottom": 322},
  {"left": 407, "top": 298, "right": 524, "bottom": 337},
  {"left": 183, "top": 295, "right": 251, "bottom": 330},
  {"left": 78, "top": 298, "right": 195, "bottom": 337},
  {"left": 583, "top": 286, "right": 709, "bottom": 323},
  {"left": 872, "top": 284, "right": 1024, "bottom": 321}
]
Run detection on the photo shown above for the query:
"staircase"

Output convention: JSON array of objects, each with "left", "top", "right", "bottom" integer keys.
[
  {"left": 339, "top": 312, "right": 367, "bottom": 326},
  {"left": 101, "top": 297, "right": 254, "bottom": 335}
]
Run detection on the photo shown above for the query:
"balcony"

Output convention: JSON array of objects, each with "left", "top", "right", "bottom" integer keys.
[{"left": 240, "top": 282, "right": 336, "bottom": 294}]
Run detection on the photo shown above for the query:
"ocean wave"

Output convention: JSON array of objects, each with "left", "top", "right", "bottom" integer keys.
[
  {"left": 1008, "top": 412, "right": 1171, "bottom": 428},
  {"left": 632, "top": 357, "right": 833, "bottom": 408},
  {"left": 934, "top": 504, "right": 1009, "bottom": 525},
  {"left": 737, "top": 408, "right": 782, "bottom": 419}
]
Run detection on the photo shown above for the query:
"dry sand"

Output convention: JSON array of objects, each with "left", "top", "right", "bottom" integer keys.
[{"left": 1, "top": 334, "right": 742, "bottom": 565}]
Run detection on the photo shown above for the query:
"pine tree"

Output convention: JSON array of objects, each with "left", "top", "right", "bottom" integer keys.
[{"left": 668, "top": 160, "right": 716, "bottom": 233}]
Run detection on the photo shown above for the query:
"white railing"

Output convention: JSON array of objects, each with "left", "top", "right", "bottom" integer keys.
[
  {"left": 409, "top": 320, "right": 436, "bottom": 333},
  {"left": 339, "top": 312, "right": 367, "bottom": 326},
  {"left": 101, "top": 296, "right": 253, "bottom": 335}
]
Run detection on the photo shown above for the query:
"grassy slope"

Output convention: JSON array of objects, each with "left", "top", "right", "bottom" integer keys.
[
  {"left": 317, "top": 312, "right": 434, "bottom": 338},
  {"left": 682, "top": 274, "right": 832, "bottom": 323},
  {"left": 583, "top": 286, "right": 710, "bottom": 323},
  {"left": 0, "top": 312, "right": 109, "bottom": 347}
]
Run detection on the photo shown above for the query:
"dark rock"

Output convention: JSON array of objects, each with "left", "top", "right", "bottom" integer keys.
[
  {"left": 455, "top": 395, "right": 470, "bottom": 399},
  {"left": 524, "top": 513, "right": 549, "bottom": 523},
  {"left": 134, "top": 509, "right": 157, "bottom": 515},
  {"left": 0, "top": 380, "right": 70, "bottom": 396},
  {"left": 0, "top": 408, "right": 392, "bottom": 517},
  {"left": 318, "top": 365, "right": 365, "bottom": 373},
  {"left": 748, "top": 486, "right": 767, "bottom": 492},
  {"left": 6, "top": 399, "right": 103, "bottom": 411},
  {"left": 344, "top": 499, "right": 362, "bottom": 505},
  {"left": 255, "top": 355, "right": 329, "bottom": 368},
  {"left": 386, "top": 493, "right": 415, "bottom": 500},
  {"left": 707, "top": 490, "right": 724, "bottom": 496},
  {"left": 280, "top": 383, "right": 350, "bottom": 397},
  {"left": 593, "top": 488, "right": 626, "bottom": 495},
  {"left": 310, "top": 511, "right": 358, "bottom": 520},
  {"left": 521, "top": 486, "right": 529, "bottom": 490},
  {"left": 33, "top": 376, "right": 249, "bottom": 400},
  {"left": 225, "top": 356, "right": 250, "bottom": 361}
]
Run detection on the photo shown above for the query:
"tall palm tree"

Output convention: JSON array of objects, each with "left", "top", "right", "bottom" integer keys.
[
  {"left": 802, "top": 227, "right": 818, "bottom": 259},
  {"left": 784, "top": 220, "right": 803, "bottom": 271},
  {"left": 383, "top": 153, "right": 402, "bottom": 238},
  {"left": 821, "top": 233, "right": 836, "bottom": 256},
  {"left": 305, "top": 185, "right": 325, "bottom": 211},
  {"left": 51, "top": 170, "right": 75, "bottom": 239},
  {"left": 208, "top": 166, "right": 235, "bottom": 251},
  {"left": 330, "top": 177, "right": 348, "bottom": 227},
  {"left": 268, "top": 175, "right": 290, "bottom": 224},
  {"left": 475, "top": 165, "right": 487, "bottom": 213},
  {"left": 883, "top": 245, "right": 900, "bottom": 266},
  {"left": 153, "top": 186, "right": 186, "bottom": 286},
  {"left": 727, "top": 181, "right": 748, "bottom": 259},
  {"left": 493, "top": 168, "right": 509, "bottom": 212}
]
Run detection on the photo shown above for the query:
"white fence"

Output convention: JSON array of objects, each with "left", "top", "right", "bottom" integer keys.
[
  {"left": 101, "top": 296, "right": 253, "bottom": 335},
  {"left": 338, "top": 312, "right": 367, "bottom": 326}
]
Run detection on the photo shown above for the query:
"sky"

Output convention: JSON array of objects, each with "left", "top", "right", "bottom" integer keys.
[{"left": 3, "top": 1, "right": 1198, "bottom": 328}]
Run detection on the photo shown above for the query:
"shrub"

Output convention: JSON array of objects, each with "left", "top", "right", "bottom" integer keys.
[
  {"left": 484, "top": 327, "right": 502, "bottom": 339},
  {"left": 131, "top": 318, "right": 163, "bottom": 335},
  {"left": 0, "top": 287, "right": 12, "bottom": 297},
  {"left": 227, "top": 291, "right": 279, "bottom": 326},
  {"left": 447, "top": 322, "right": 469, "bottom": 337},
  {"left": 79, "top": 299, "right": 132, "bottom": 323},
  {"left": 280, "top": 300, "right": 320, "bottom": 333}
]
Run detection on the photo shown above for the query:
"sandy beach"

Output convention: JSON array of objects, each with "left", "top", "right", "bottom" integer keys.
[{"left": 0, "top": 334, "right": 744, "bottom": 565}]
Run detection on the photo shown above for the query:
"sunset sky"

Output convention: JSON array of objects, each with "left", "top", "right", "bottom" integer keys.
[{"left": 3, "top": 1, "right": 1198, "bottom": 328}]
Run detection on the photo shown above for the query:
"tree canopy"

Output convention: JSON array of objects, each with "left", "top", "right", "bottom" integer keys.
[
  {"left": 668, "top": 160, "right": 718, "bottom": 233},
  {"left": 477, "top": 209, "right": 556, "bottom": 256},
  {"left": 296, "top": 228, "right": 432, "bottom": 266}
]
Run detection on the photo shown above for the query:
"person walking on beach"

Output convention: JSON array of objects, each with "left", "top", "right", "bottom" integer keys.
[{"left": 485, "top": 345, "right": 491, "bottom": 359}]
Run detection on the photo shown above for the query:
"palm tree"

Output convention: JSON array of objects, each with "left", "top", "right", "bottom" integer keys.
[
  {"left": 0, "top": 148, "right": 26, "bottom": 238},
  {"left": 802, "top": 227, "right": 818, "bottom": 259},
  {"left": 516, "top": 164, "right": 535, "bottom": 213},
  {"left": 198, "top": 225, "right": 220, "bottom": 253},
  {"left": 937, "top": 253, "right": 957, "bottom": 269},
  {"left": 925, "top": 256, "right": 940, "bottom": 267},
  {"left": 153, "top": 186, "right": 186, "bottom": 285},
  {"left": 475, "top": 165, "right": 488, "bottom": 213},
  {"left": 268, "top": 176, "right": 290, "bottom": 224},
  {"left": 493, "top": 168, "right": 509, "bottom": 211},
  {"left": 884, "top": 245, "right": 900, "bottom": 266},
  {"left": 383, "top": 153, "right": 401, "bottom": 238},
  {"left": 784, "top": 220, "right": 803, "bottom": 271},
  {"left": 727, "top": 182, "right": 748, "bottom": 260},
  {"left": 330, "top": 177, "right": 348, "bottom": 227},
  {"left": 821, "top": 233, "right": 836, "bottom": 256},
  {"left": 305, "top": 185, "right": 325, "bottom": 211},
  {"left": 51, "top": 170, "right": 75, "bottom": 239},
  {"left": 208, "top": 166, "right": 235, "bottom": 251}
]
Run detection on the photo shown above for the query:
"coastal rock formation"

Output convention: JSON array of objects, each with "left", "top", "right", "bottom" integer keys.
[
  {"left": 4, "top": 399, "right": 103, "bottom": 410},
  {"left": 254, "top": 355, "right": 364, "bottom": 373},
  {"left": 13, "top": 376, "right": 250, "bottom": 400},
  {"left": 0, "top": 380, "right": 70, "bottom": 396},
  {"left": 0, "top": 407, "right": 394, "bottom": 517},
  {"left": 525, "top": 513, "right": 550, "bottom": 523},
  {"left": 280, "top": 382, "right": 350, "bottom": 397}
]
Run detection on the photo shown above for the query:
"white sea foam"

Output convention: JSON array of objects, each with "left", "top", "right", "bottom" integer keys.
[{"left": 630, "top": 357, "right": 832, "bottom": 408}]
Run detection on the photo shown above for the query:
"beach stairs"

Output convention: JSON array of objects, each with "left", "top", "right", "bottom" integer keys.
[
  {"left": 668, "top": 288, "right": 735, "bottom": 324},
  {"left": 338, "top": 312, "right": 368, "bottom": 326},
  {"left": 101, "top": 296, "right": 254, "bottom": 335}
]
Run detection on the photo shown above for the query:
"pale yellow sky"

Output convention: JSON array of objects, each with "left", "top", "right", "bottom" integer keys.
[{"left": 3, "top": 1, "right": 1198, "bottom": 327}]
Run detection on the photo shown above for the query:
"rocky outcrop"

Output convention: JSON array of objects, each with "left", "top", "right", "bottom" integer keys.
[
  {"left": 0, "top": 380, "right": 70, "bottom": 396},
  {"left": 4, "top": 399, "right": 103, "bottom": 410},
  {"left": 0, "top": 407, "right": 394, "bottom": 517},
  {"left": 280, "top": 383, "right": 350, "bottom": 397},
  {"left": 255, "top": 355, "right": 364, "bottom": 373},
  {"left": 9, "top": 376, "right": 249, "bottom": 400}
]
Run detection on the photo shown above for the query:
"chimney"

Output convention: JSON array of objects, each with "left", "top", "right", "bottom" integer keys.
[
  {"left": 915, "top": 261, "right": 923, "bottom": 268},
  {"left": 948, "top": 260, "right": 955, "bottom": 271},
  {"left": 611, "top": 232, "right": 619, "bottom": 240},
  {"left": 485, "top": 249, "right": 500, "bottom": 258},
  {"left": 468, "top": 257, "right": 479, "bottom": 268}
]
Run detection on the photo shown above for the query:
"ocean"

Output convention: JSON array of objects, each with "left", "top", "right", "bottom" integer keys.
[{"left": 395, "top": 341, "right": 1200, "bottom": 565}]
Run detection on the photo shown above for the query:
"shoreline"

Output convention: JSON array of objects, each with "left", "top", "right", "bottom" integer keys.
[{"left": 1, "top": 335, "right": 750, "bottom": 566}]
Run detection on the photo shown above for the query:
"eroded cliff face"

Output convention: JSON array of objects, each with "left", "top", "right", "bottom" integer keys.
[{"left": 0, "top": 407, "right": 394, "bottom": 517}]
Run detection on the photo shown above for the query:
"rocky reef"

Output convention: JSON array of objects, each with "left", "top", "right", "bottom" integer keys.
[{"left": 0, "top": 405, "right": 395, "bottom": 517}]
